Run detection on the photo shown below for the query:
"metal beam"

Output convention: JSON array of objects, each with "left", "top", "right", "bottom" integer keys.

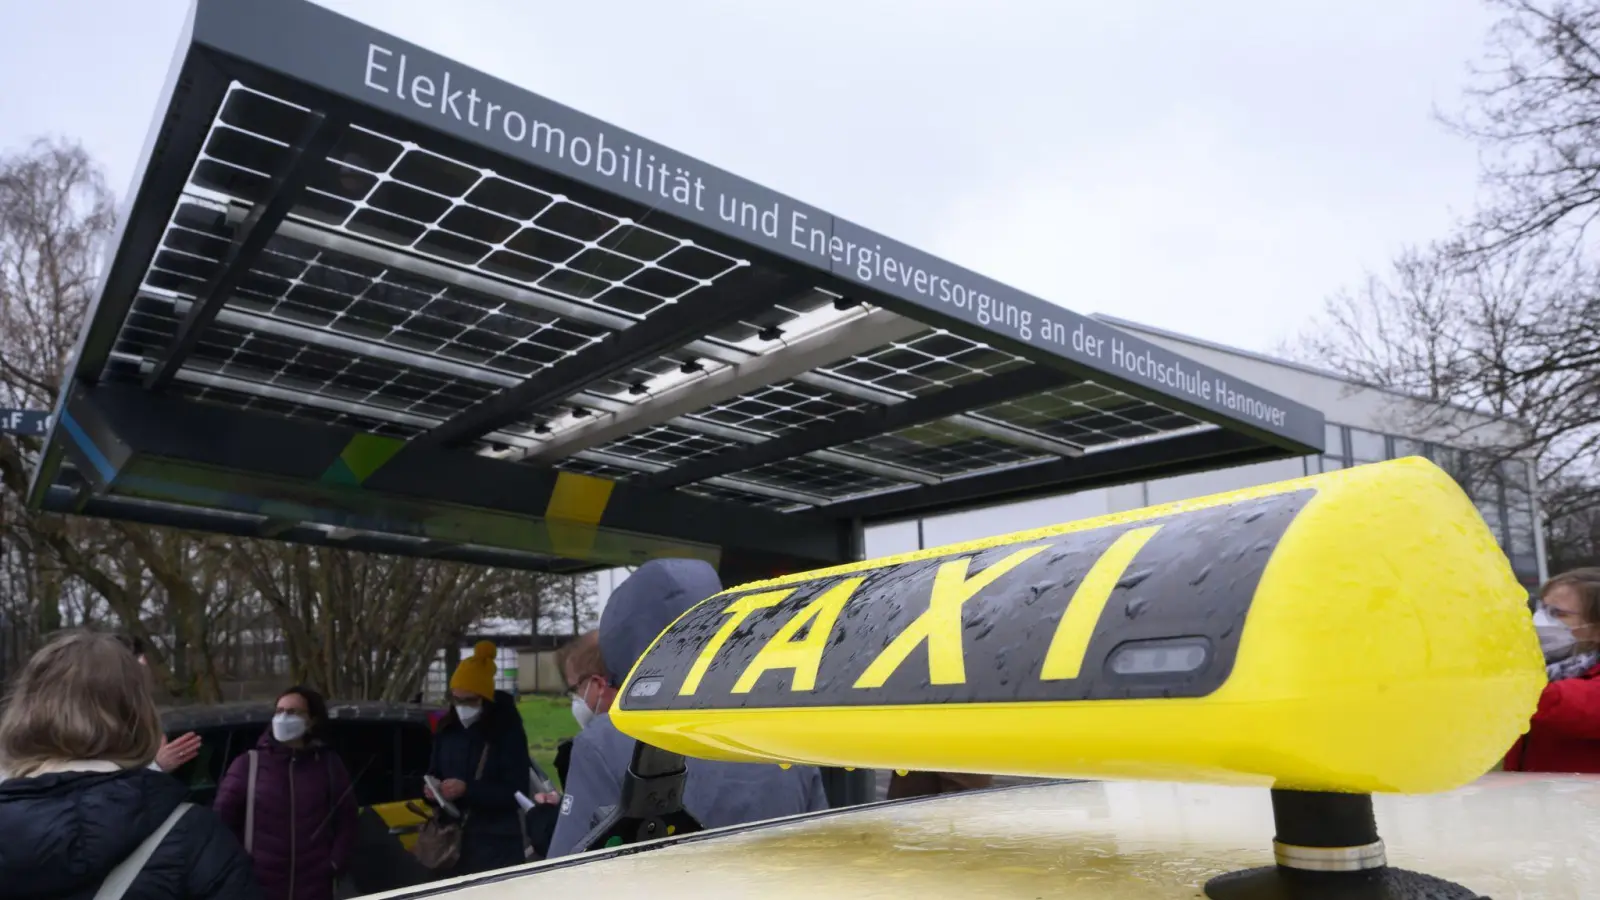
[
  {"left": 569, "top": 449, "right": 828, "bottom": 508},
  {"left": 39, "top": 485, "right": 582, "bottom": 572},
  {"left": 144, "top": 112, "right": 345, "bottom": 390},
  {"left": 138, "top": 294, "right": 938, "bottom": 489},
  {"left": 138, "top": 292, "right": 625, "bottom": 430},
  {"left": 794, "top": 372, "right": 1086, "bottom": 459},
  {"left": 667, "top": 416, "right": 940, "bottom": 487},
  {"left": 167, "top": 366, "right": 539, "bottom": 451},
  {"left": 68, "top": 382, "right": 852, "bottom": 567},
  {"left": 645, "top": 366, "right": 1073, "bottom": 489},
  {"left": 519, "top": 308, "right": 923, "bottom": 462},
  {"left": 274, "top": 217, "right": 1082, "bottom": 462},
  {"left": 821, "top": 428, "right": 1288, "bottom": 523},
  {"left": 410, "top": 269, "right": 809, "bottom": 449}
]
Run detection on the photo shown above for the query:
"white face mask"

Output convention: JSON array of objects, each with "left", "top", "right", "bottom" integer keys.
[
  {"left": 272, "top": 713, "right": 308, "bottom": 743},
  {"left": 1534, "top": 607, "right": 1578, "bottom": 658},
  {"left": 455, "top": 704, "right": 483, "bottom": 727},
  {"left": 571, "top": 680, "right": 597, "bottom": 729},
  {"left": 571, "top": 695, "right": 595, "bottom": 729}
]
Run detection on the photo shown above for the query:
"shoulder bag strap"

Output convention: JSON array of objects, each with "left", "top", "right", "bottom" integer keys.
[
  {"left": 93, "top": 803, "right": 193, "bottom": 900},
  {"left": 457, "top": 742, "right": 492, "bottom": 828},
  {"left": 244, "top": 749, "right": 259, "bottom": 854}
]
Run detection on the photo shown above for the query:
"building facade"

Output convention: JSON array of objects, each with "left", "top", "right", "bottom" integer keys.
[{"left": 864, "top": 317, "right": 1548, "bottom": 590}]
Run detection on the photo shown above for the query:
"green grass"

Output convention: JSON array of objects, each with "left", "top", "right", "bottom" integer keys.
[{"left": 518, "top": 694, "right": 578, "bottom": 781}]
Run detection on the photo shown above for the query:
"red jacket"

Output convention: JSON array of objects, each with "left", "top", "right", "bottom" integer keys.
[{"left": 1504, "top": 660, "right": 1600, "bottom": 773}]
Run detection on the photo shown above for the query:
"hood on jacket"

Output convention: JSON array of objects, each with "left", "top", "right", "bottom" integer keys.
[
  {"left": 598, "top": 558, "right": 723, "bottom": 686},
  {"left": 0, "top": 766, "right": 186, "bottom": 895}
]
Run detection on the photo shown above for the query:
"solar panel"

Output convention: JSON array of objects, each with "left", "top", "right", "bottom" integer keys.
[
  {"left": 116, "top": 79, "right": 1199, "bottom": 492},
  {"left": 30, "top": 0, "right": 1324, "bottom": 574}
]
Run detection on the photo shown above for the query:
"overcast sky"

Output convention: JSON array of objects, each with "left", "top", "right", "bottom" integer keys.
[
  {"left": 0, "top": 1, "right": 1505, "bottom": 581},
  {"left": 4, "top": 0, "right": 1498, "bottom": 355}
]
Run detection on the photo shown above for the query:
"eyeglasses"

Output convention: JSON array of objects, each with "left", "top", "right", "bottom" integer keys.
[{"left": 565, "top": 676, "right": 600, "bottom": 700}]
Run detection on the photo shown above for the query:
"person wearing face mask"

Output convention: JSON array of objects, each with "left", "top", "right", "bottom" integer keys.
[
  {"left": 560, "top": 630, "right": 615, "bottom": 733},
  {"left": 1505, "top": 568, "right": 1600, "bottom": 773},
  {"left": 546, "top": 559, "right": 830, "bottom": 859},
  {"left": 212, "top": 685, "right": 358, "bottom": 900},
  {"left": 421, "top": 641, "right": 533, "bottom": 876}
]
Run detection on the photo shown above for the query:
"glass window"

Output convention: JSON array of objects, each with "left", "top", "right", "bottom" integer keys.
[
  {"left": 1324, "top": 423, "right": 1346, "bottom": 458},
  {"left": 1476, "top": 497, "right": 1507, "bottom": 545},
  {"left": 864, "top": 520, "right": 920, "bottom": 557},
  {"left": 1146, "top": 459, "right": 1307, "bottom": 505},
  {"left": 1392, "top": 438, "right": 1425, "bottom": 460},
  {"left": 1349, "top": 428, "right": 1387, "bottom": 463},
  {"left": 1500, "top": 459, "right": 1531, "bottom": 492},
  {"left": 1320, "top": 456, "right": 1346, "bottom": 472},
  {"left": 1507, "top": 502, "right": 1537, "bottom": 558}
]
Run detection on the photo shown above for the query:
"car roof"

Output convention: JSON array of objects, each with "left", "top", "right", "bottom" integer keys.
[
  {"left": 369, "top": 775, "right": 1600, "bottom": 899},
  {"left": 159, "top": 699, "right": 434, "bottom": 731}
]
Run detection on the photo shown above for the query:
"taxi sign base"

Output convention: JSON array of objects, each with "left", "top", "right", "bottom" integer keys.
[
  {"left": 1203, "top": 790, "right": 1485, "bottom": 900},
  {"left": 1204, "top": 866, "right": 1486, "bottom": 900},
  {"left": 578, "top": 743, "right": 703, "bottom": 853}
]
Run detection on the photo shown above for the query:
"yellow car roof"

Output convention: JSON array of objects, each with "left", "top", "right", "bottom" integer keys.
[{"left": 372, "top": 775, "right": 1600, "bottom": 899}]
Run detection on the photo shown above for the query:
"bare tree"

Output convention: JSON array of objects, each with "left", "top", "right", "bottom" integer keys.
[
  {"left": 231, "top": 541, "right": 544, "bottom": 701},
  {"left": 1445, "top": 0, "right": 1600, "bottom": 259},
  {"left": 473, "top": 571, "right": 599, "bottom": 639},
  {"left": 1291, "top": 1, "right": 1600, "bottom": 567},
  {"left": 561, "top": 574, "right": 600, "bottom": 637},
  {"left": 0, "top": 137, "right": 123, "bottom": 663},
  {"left": 1291, "top": 239, "right": 1598, "bottom": 521},
  {"left": 1545, "top": 476, "right": 1600, "bottom": 568},
  {"left": 0, "top": 138, "right": 261, "bottom": 697}
]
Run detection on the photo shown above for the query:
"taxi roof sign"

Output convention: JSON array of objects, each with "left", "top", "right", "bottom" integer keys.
[{"left": 612, "top": 456, "right": 1545, "bottom": 796}]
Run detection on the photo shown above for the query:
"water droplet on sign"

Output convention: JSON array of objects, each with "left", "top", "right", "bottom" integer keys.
[
  {"left": 1118, "top": 568, "right": 1153, "bottom": 589},
  {"left": 895, "top": 769, "right": 909, "bottom": 777}
]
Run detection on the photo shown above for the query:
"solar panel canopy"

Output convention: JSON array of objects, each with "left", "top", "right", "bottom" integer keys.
[{"left": 28, "top": 0, "right": 1325, "bottom": 578}]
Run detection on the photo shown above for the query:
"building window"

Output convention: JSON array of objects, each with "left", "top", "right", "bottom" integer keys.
[
  {"left": 1349, "top": 428, "right": 1388, "bottom": 464},
  {"left": 1391, "top": 437, "right": 1425, "bottom": 459},
  {"left": 1318, "top": 423, "right": 1350, "bottom": 473},
  {"left": 1324, "top": 423, "right": 1345, "bottom": 458}
]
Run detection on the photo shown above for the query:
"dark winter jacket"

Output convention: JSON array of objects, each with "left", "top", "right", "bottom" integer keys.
[
  {"left": 0, "top": 762, "right": 261, "bottom": 899},
  {"left": 1504, "top": 658, "right": 1600, "bottom": 773},
  {"left": 427, "top": 694, "right": 532, "bottom": 875},
  {"left": 213, "top": 731, "right": 358, "bottom": 900}
]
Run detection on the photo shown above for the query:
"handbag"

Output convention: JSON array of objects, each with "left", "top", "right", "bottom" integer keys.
[{"left": 411, "top": 744, "right": 489, "bottom": 870}]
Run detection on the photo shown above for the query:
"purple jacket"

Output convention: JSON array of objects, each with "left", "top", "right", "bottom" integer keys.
[{"left": 214, "top": 730, "right": 358, "bottom": 900}]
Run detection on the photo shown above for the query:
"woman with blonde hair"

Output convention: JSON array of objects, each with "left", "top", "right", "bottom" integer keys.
[{"left": 0, "top": 630, "right": 260, "bottom": 898}]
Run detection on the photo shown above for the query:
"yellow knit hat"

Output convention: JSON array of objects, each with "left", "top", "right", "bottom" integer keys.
[{"left": 450, "top": 641, "right": 498, "bottom": 700}]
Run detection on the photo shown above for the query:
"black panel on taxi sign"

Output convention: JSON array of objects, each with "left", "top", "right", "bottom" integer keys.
[{"left": 622, "top": 488, "right": 1314, "bottom": 710}]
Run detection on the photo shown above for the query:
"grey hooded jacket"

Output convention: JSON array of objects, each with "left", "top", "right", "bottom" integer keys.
[{"left": 547, "top": 559, "right": 829, "bottom": 857}]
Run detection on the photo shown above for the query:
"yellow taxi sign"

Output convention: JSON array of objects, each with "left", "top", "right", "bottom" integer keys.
[{"left": 612, "top": 457, "right": 1545, "bottom": 795}]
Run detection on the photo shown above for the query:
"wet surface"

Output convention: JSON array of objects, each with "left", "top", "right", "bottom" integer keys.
[{"left": 407, "top": 776, "right": 1600, "bottom": 899}]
